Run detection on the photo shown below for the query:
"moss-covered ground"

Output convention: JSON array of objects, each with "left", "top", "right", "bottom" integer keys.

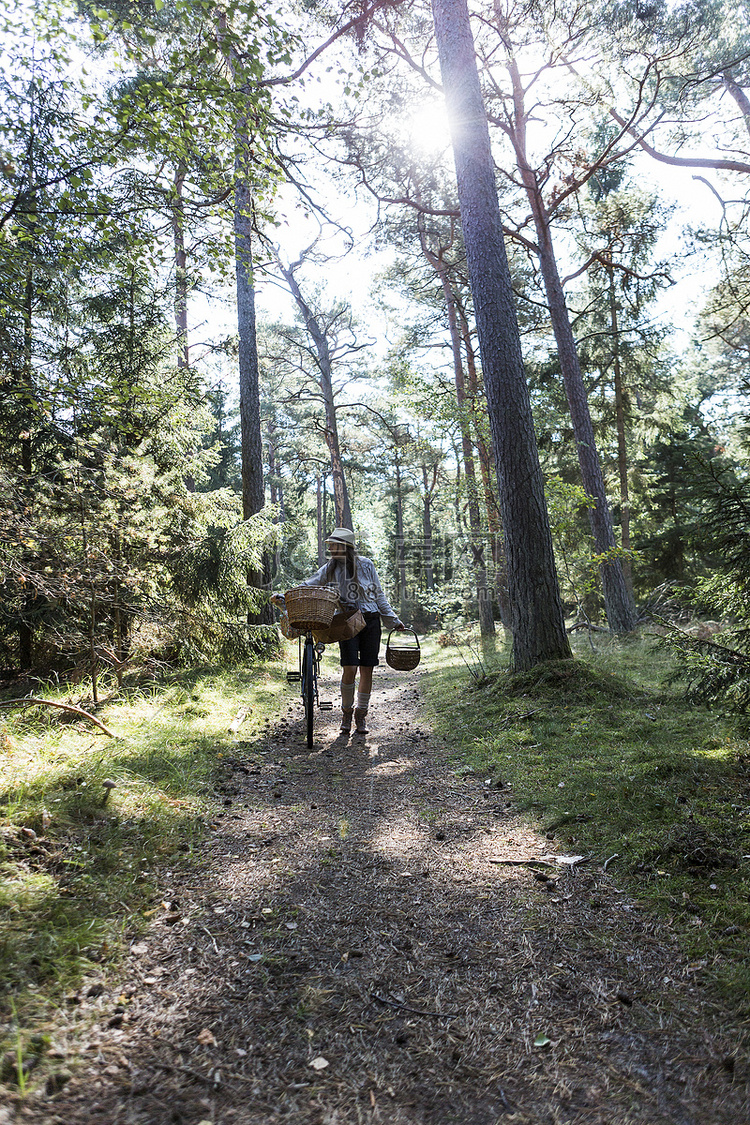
[{"left": 422, "top": 629, "right": 750, "bottom": 1010}]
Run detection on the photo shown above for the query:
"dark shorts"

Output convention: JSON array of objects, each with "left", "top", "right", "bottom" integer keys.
[{"left": 339, "top": 613, "right": 381, "bottom": 667}]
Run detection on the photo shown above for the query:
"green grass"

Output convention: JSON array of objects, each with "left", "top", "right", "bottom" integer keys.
[
  {"left": 0, "top": 661, "right": 289, "bottom": 1082},
  {"left": 5, "top": 628, "right": 750, "bottom": 1085},
  {"left": 422, "top": 628, "right": 750, "bottom": 1010}
]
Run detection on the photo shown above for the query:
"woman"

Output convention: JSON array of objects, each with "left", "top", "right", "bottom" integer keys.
[{"left": 302, "top": 527, "right": 405, "bottom": 734}]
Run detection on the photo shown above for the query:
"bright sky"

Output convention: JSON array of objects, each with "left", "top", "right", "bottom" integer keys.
[{"left": 13, "top": 0, "right": 720, "bottom": 396}]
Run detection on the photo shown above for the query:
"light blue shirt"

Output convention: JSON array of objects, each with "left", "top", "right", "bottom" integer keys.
[{"left": 303, "top": 557, "right": 402, "bottom": 628}]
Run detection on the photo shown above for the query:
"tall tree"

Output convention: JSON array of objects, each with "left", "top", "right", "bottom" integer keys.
[
  {"left": 572, "top": 169, "right": 671, "bottom": 589},
  {"left": 415, "top": 215, "right": 495, "bottom": 635},
  {"left": 272, "top": 246, "right": 356, "bottom": 528},
  {"left": 429, "top": 0, "right": 571, "bottom": 669},
  {"left": 479, "top": 25, "right": 637, "bottom": 632}
]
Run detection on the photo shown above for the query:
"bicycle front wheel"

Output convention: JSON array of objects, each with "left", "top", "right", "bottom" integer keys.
[{"left": 302, "top": 640, "right": 315, "bottom": 748}]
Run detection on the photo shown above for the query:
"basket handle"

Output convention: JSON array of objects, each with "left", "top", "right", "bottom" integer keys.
[{"left": 386, "top": 628, "right": 420, "bottom": 650}]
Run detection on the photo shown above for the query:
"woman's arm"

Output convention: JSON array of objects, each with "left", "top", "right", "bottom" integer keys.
[
  {"left": 271, "top": 564, "right": 330, "bottom": 605},
  {"left": 300, "top": 564, "right": 330, "bottom": 588},
  {"left": 364, "top": 561, "right": 404, "bottom": 628}
]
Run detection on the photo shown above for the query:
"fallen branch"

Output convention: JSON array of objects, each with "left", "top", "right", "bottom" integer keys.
[
  {"left": 153, "top": 1060, "right": 246, "bottom": 1091},
  {"left": 488, "top": 858, "right": 557, "bottom": 870},
  {"left": 229, "top": 707, "right": 249, "bottom": 733},
  {"left": 489, "top": 854, "right": 590, "bottom": 869},
  {"left": 0, "top": 697, "right": 114, "bottom": 737},
  {"left": 370, "top": 992, "right": 460, "bottom": 1020}
]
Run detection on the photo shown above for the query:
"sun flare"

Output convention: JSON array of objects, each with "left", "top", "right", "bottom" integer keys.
[{"left": 405, "top": 98, "right": 452, "bottom": 155}]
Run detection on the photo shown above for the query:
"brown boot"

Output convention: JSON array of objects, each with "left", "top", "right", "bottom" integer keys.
[
  {"left": 354, "top": 708, "right": 368, "bottom": 734},
  {"left": 340, "top": 709, "right": 353, "bottom": 733}
]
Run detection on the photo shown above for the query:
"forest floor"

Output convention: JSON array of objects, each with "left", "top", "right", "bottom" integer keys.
[{"left": 5, "top": 662, "right": 750, "bottom": 1125}]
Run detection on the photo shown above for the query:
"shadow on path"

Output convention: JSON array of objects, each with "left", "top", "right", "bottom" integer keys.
[{"left": 30, "top": 669, "right": 750, "bottom": 1125}]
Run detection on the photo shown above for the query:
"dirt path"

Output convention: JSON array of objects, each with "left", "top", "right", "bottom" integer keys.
[{"left": 23, "top": 668, "right": 750, "bottom": 1125}]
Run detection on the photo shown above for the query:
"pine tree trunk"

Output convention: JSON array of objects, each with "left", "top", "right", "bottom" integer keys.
[
  {"left": 19, "top": 268, "right": 34, "bottom": 669},
  {"left": 456, "top": 298, "right": 511, "bottom": 628},
  {"left": 267, "top": 423, "right": 282, "bottom": 584},
  {"left": 89, "top": 587, "right": 98, "bottom": 706},
  {"left": 234, "top": 129, "right": 271, "bottom": 624},
  {"left": 430, "top": 0, "right": 571, "bottom": 669},
  {"left": 395, "top": 457, "right": 408, "bottom": 617},
  {"left": 317, "top": 475, "right": 325, "bottom": 566},
  {"left": 506, "top": 57, "right": 636, "bottom": 633},
  {"left": 114, "top": 526, "right": 126, "bottom": 690},
  {"left": 277, "top": 261, "right": 353, "bottom": 529},
  {"left": 235, "top": 180, "right": 264, "bottom": 520},
  {"left": 18, "top": 91, "right": 36, "bottom": 670},
  {"left": 421, "top": 463, "right": 439, "bottom": 627},
  {"left": 453, "top": 448, "right": 465, "bottom": 537},
  {"left": 171, "top": 164, "right": 196, "bottom": 494},
  {"left": 172, "top": 163, "right": 189, "bottom": 371},
  {"left": 422, "top": 238, "right": 495, "bottom": 636},
  {"left": 223, "top": 10, "right": 265, "bottom": 529},
  {"left": 323, "top": 412, "right": 353, "bottom": 530},
  {"left": 421, "top": 463, "right": 435, "bottom": 593},
  {"left": 609, "top": 268, "right": 633, "bottom": 594}
]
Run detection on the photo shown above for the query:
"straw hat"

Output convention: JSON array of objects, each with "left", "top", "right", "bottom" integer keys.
[{"left": 325, "top": 527, "right": 356, "bottom": 548}]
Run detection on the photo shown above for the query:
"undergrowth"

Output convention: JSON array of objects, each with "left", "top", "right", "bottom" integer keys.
[
  {"left": 423, "top": 629, "right": 750, "bottom": 1011},
  {"left": 0, "top": 662, "right": 288, "bottom": 1075}
]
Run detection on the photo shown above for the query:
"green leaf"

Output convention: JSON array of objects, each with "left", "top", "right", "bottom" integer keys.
[{"left": 533, "top": 1033, "right": 551, "bottom": 1048}]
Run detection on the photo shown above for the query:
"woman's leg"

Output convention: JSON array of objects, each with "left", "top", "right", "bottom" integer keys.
[
  {"left": 340, "top": 664, "right": 357, "bottom": 730},
  {"left": 354, "top": 664, "right": 374, "bottom": 733},
  {"left": 353, "top": 618, "right": 380, "bottom": 734}
]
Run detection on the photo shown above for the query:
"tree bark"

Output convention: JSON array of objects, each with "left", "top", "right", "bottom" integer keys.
[
  {"left": 317, "top": 474, "right": 325, "bottom": 565},
  {"left": 723, "top": 71, "right": 750, "bottom": 137},
  {"left": 235, "top": 178, "right": 264, "bottom": 520},
  {"left": 171, "top": 162, "right": 189, "bottom": 371},
  {"left": 420, "top": 459, "right": 440, "bottom": 627},
  {"left": 506, "top": 56, "right": 636, "bottom": 633},
  {"left": 19, "top": 267, "right": 34, "bottom": 669},
  {"left": 419, "top": 232, "right": 495, "bottom": 635},
  {"left": 456, "top": 294, "right": 512, "bottom": 628},
  {"left": 608, "top": 266, "right": 633, "bottom": 594},
  {"left": 0, "top": 698, "right": 114, "bottom": 736},
  {"left": 234, "top": 117, "right": 271, "bottom": 624},
  {"left": 430, "top": 0, "right": 571, "bottom": 670},
  {"left": 171, "top": 162, "right": 196, "bottom": 493},
  {"left": 267, "top": 417, "right": 282, "bottom": 583},
  {"left": 421, "top": 460, "right": 436, "bottom": 593},
  {"left": 276, "top": 258, "right": 354, "bottom": 529},
  {"left": 394, "top": 454, "right": 408, "bottom": 617},
  {"left": 19, "top": 96, "right": 36, "bottom": 667}
]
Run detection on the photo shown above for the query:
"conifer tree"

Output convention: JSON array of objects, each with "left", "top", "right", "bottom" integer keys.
[{"left": 430, "top": 0, "right": 571, "bottom": 668}]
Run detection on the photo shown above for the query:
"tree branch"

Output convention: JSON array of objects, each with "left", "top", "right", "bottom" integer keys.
[
  {"left": 607, "top": 105, "right": 750, "bottom": 175},
  {"left": 0, "top": 698, "right": 114, "bottom": 736}
]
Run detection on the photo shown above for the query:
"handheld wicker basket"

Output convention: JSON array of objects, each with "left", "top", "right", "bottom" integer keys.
[
  {"left": 284, "top": 585, "right": 339, "bottom": 631},
  {"left": 386, "top": 629, "right": 421, "bottom": 671}
]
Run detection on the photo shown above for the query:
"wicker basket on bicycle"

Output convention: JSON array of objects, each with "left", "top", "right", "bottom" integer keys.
[
  {"left": 385, "top": 629, "right": 421, "bottom": 671},
  {"left": 284, "top": 585, "right": 339, "bottom": 631}
]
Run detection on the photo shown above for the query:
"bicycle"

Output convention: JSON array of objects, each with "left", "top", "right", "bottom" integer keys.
[
  {"left": 286, "top": 630, "right": 332, "bottom": 748},
  {"left": 272, "top": 585, "right": 338, "bottom": 749}
]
